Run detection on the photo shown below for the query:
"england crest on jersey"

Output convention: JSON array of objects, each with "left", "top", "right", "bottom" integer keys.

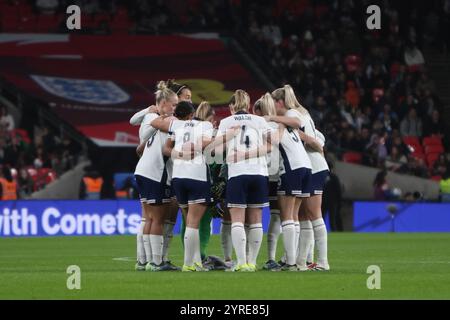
[{"left": 31, "top": 75, "right": 130, "bottom": 105}]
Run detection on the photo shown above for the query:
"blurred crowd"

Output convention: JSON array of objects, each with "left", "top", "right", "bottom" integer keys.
[
  {"left": 240, "top": 0, "right": 450, "bottom": 180},
  {"left": 0, "top": 103, "right": 81, "bottom": 198}
]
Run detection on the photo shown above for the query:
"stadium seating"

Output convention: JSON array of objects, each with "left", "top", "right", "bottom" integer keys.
[
  {"left": 342, "top": 152, "right": 362, "bottom": 164},
  {"left": 427, "top": 153, "right": 441, "bottom": 168},
  {"left": 425, "top": 145, "right": 444, "bottom": 155},
  {"left": 423, "top": 136, "right": 443, "bottom": 147}
]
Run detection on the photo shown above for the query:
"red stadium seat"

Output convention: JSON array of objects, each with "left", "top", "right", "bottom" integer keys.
[
  {"left": 431, "top": 175, "right": 442, "bottom": 182},
  {"left": 36, "top": 14, "right": 59, "bottom": 32},
  {"left": 94, "top": 13, "right": 111, "bottom": 27},
  {"left": 0, "top": 14, "right": 19, "bottom": 31},
  {"left": 17, "top": 14, "right": 37, "bottom": 32},
  {"left": 403, "top": 136, "right": 421, "bottom": 147},
  {"left": 345, "top": 54, "right": 362, "bottom": 73},
  {"left": 425, "top": 145, "right": 444, "bottom": 155},
  {"left": 0, "top": 4, "right": 19, "bottom": 18},
  {"left": 427, "top": 153, "right": 440, "bottom": 168},
  {"left": 342, "top": 152, "right": 362, "bottom": 164},
  {"left": 423, "top": 136, "right": 443, "bottom": 147}
]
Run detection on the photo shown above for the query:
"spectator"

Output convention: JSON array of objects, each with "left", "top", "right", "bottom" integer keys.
[
  {"left": 0, "top": 106, "right": 15, "bottom": 131},
  {"left": 79, "top": 166, "right": 104, "bottom": 200},
  {"left": 385, "top": 146, "right": 407, "bottom": 172},
  {"left": 404, "top": 42, "right": 425, "bottom": 69},
  {"left": 0, "top": 166, "right": 18, "bottom": 200},
  {"left": 322, "top": 162, "right": 343, "bottom": 232},
  {"left": 432, "top": 154, "right": 449, "bottom": 177},
  {"left": 35, "top": 0, "right": 59, "bottom": 15},
  {"left": 424, "top": 109, "right": 445, "bottom": 137},
  {"left": 373, "top": 170, "right": 393, "bottom": 200},
  {"left": 17, "top": 168, "right": 34, "bottom": 198},
  {"left": 400, "top": 108, "right": 423, "bottom": 137}
]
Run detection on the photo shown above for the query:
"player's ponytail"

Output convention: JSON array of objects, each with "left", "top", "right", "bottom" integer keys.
[
  {"left": 283, "top": 84, "right": 309, "bottom": 115},
  {"left": 195, "top": 101, "right": 214, "bottom": 121},
  {"left": 254, "top": 93, "right": 276, "bottom": 116},
  {"left": 229, "top": 89, "right": 250, "bottom": 113},
  {"left": 167, "top": 79, "right": 190, "bottom": 97},
  {"left": 155, "top": 80, "right": 176, "bottom": 104},
  {"left": 271, "top": 85, "right": 309, "bottom": 115}
]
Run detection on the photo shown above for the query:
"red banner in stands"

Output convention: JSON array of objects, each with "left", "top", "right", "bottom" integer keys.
[{"left": 0, "top": 33, "right": 265, "bottom": 146}]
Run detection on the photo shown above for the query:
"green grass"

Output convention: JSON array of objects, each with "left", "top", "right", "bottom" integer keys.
[{"left": 1, "top": 233, "right": 450, "bottom": 299}]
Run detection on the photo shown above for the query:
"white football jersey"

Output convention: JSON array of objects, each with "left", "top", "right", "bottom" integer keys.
[
  {"left": 279, "top": 126, "right": 312, "bottom": 175},
  {"left": 170, "top": 119, "right": 213, "bottom": 182},
  {"left": 302, "top": 114, "right": 329, "bottom": 174},
  {"left": 134, "top": 127, "right": 169, "bottom": 182},
  {"left": 138, "top": 113, "right": 158, "bottom": 143},
  {"left": 218, "top": 113, "right": 271, "bottom": 179},
  {"left": 266, "top": 121, "right": 281, "bottom": 182}
]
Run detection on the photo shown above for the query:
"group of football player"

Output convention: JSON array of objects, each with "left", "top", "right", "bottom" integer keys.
[{"left": 131, "top": 79, "right": 330, "bottom": 272}]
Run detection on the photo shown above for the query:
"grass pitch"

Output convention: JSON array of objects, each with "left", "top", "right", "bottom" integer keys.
[{"left": 1, "top": 233, "right": 449, "bottom": 299}]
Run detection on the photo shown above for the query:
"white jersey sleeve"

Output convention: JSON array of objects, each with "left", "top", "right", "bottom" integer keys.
[
  {"left": 285, "top": 109, "right": 304, "bottom": 128},
  {"left": 139, "top": 113, "right": 158, "bottom": 143},
  {"left": 303, "top": 115, "right": 329, "bottom": 173},
  {"left": 316, "top": 130, "right": 325, "bottom": 147},
  {"left": 130, "top": 107, "right": 149, "bottom": 126}
]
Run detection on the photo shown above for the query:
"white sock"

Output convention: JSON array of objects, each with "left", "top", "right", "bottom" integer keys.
[
  {"left": 297, "top": 221, "right": 314, "bottom": 267},
  {"left": 281, "top": 220, "right": 296, "bottom": 265},
  {"left": 244, "top": 224, "right": 250, "bottom": 261},
  {"left": 220, "top": 221, "right": 232, "bottom": 261},
  {"left": 231, "top": 222, "right": 247, "bottom": 266},
  {"left": 307, "top": 240, "right": 314, "bottom": 263},
  {"left": 143, "top": 234, "right": 152, "bottom": 264},
  {"left": 137, "top": 220, "right": 146, "bottom": 264},
  {"left": 150, "top": 234, "right": 164, "bottom": 266},
  {"left": 247, "top": 223, "right": 263, "bottom": 266},
  {"left": 184, "top": 227, "right": 199, "bottom": 267},
  {"left": 312, "top": 218, "right": 328, "bottom": 266},
  {"left": 294, "top": 221, "right": 300, "bottom": 257},
  {"left": 162, "top": 222, "right": 175, "bottom": 262},
  {"left": 267, "top": 211, "right": 281, "bottom": 261}
]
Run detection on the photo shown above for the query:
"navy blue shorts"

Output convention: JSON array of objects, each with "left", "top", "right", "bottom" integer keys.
[
  {"left": 268, "top": 180, "right": 278, "bottom": 201},
  {"left": 226, "top": 175, "right": 269, "bottom": 208},
  {"left": 135, "top": 175, "right": 171, "bottom": 205},
  {"left": 278, "top": 168, "right": 311, "bottom": 197},
  {"left": 171, "top": 178, "right": 213, "bottom": 208},
  {"left": 303, "top": 170, "right": 329, "bottom": 196}
]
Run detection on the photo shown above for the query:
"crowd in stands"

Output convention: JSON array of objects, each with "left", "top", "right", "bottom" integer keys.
[
  {"left": 0, "top": 102, "right": 81, "bottom": 198},
  {"left": 240, "top": 0, "right": 450, "bottom": 181},
  {"left": 1, "top": 0, "right": 450, "bottom": 196}
]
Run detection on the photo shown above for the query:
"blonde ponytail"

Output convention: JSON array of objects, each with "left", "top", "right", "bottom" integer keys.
[
  {"left": 254, "top": 92, "right": 276, "bottom": 116},
  {"left": 195, "top": 101, "right": 214, "bottom": 121},
  {"left": 155, "top": 80, "right": 176, "bottom": 104},
  {"left": 271, "top": 84, "right": 309, "bottom": 115},
  {"left": 229, "top": 89, "right": 250, "bottom": 113}
]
